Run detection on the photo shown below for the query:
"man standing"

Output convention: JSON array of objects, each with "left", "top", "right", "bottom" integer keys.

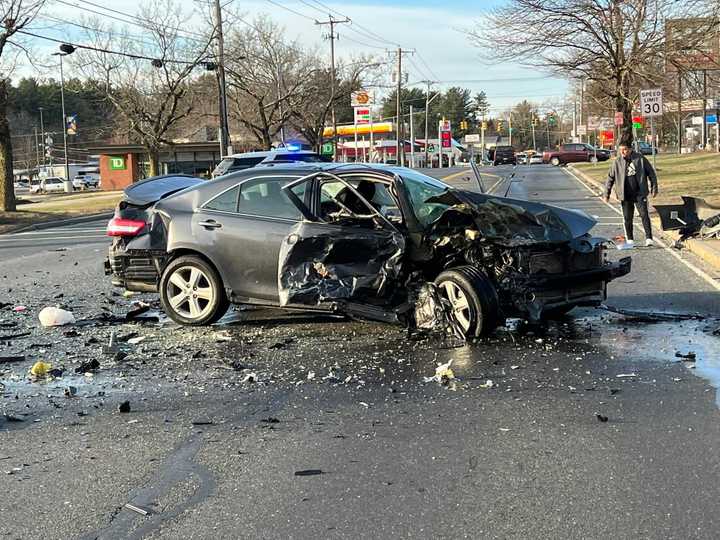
[{"left": 603, "top": 142, "right": 658, "bottom": 249}]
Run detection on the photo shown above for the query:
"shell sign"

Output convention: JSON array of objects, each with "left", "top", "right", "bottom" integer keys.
[{"left": 351, "top": 90, "right": 375, "bottom": 107}]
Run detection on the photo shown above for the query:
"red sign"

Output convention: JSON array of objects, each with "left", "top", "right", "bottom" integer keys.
[
  {"left": 614, "top": 112, "right": 624, "bottom": 126},
  {"left": 441, "top": 131, "right": 452, "bottom": 148},
  {"left": 599, "top": 130, "right": 614, "bottom": 145},
  {"left": 632, "top": 116, "right": 644, "bottom": 125}
]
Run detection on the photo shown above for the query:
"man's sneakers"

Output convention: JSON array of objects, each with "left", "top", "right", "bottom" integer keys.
[
  {"left": 616, "top": 239, "right": 635, "bottom": 250},
  {"left": 645, "top": 238, "right": 654, "bottom": 247}
]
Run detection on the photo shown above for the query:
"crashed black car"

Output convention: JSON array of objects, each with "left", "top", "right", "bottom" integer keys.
[{"left": 105, "top": 164, "right": 631, "bottom": 337}]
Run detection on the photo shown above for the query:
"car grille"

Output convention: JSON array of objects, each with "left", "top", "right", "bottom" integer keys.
[
  {"left": 109, "top": 249, "right": 159, "bottom": 283},
  {"left": 528, "top": 247, "right": 602, "bottom": 274}
]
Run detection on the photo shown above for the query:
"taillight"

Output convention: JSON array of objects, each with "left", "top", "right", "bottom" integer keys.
[{"left": 106, "top": 217, "right": 146, "bottom": 237}]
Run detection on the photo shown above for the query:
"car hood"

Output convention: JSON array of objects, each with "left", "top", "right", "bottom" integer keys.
[{"left": 426, "top": 189, "right": 597, "bottom": 247}]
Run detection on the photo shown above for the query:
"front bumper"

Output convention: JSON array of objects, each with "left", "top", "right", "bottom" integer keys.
[{"left": 504, "top": 256, "right": 631, "bottom": 320}]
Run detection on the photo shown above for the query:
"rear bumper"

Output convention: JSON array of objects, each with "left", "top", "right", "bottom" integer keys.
[{"left": 105, "top": 246, "right": 163, "bottom": 292}]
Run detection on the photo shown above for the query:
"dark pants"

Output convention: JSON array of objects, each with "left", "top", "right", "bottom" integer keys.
[{"left": 621, "top": 198, "right": 652, "bottom": 241}]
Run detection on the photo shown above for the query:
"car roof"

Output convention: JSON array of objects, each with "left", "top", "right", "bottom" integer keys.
[
  {"left": 225, "top": 149, "right": 319, "bottom": 159},
  {"left": 217, "top": 162, "right": 413, "bottom": 183}
]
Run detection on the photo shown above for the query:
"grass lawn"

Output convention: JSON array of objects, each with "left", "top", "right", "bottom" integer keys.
[
  {"left": 0, "top": 191, "right": 121, "bottom": 234},
  {"left": 574, "top": 152, "right": 720, "bottom": 206}
]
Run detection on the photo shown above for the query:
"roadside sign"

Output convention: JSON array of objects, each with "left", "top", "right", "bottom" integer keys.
[
  {"left": 354, "top": 107, "right": 371, "bottom": 125},
  {"left": 614, "top": 112, "right": 624, "bottom": 126},
  {"left": 351, "top": 90, "right": 375, "bottom": 107},
  {"left": 440, "top": 131, "right": 452, "bottom": 148},
  {"left": 707, "top": 114, "right": 718, "bottom": 124},
  {"left": 577, "top": 125, "right": 587, "bottom": 136},
  {"left": 640, "top": 88, "right": 663, "bottom": 117},
  {"left": 632, "top": 116, "right": 644, "bottom": 129},
  {"left": 439, "top": 120, "right": 451, "bottom": 132},
  {"left": 465, "top": 134, "right": 480, "bottom": 143},
  {"left": 587, "top": 116, "right": 601, "bottom": 130},
  {"left": 109, "top": 156, "right": 126, "bottom": 170},
  {"left": 66, "top": 114, "right": 78, "bottom": 135},
  {"left": 321, "top": 142, "right": 334, "bottom": 155}
]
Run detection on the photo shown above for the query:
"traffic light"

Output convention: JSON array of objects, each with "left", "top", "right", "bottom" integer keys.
[
  {"left": 481, "top": 121, "right": 487, "bottom": 130},
  {"left": 532, "top": 115, "right": 538, "bottom": 127},
  {"left": 460, "top": 120, "right": 468, "bottom": 130},
  {"left": 497, "top": 120, "right": 504, "bottom": 131},
  {"left": 548, "top": 114, "right": 557, "bottom": 127}
]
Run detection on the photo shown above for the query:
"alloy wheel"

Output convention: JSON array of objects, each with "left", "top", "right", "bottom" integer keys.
[
  {"left": 165, "top": 265, "right": 215, "bottom": 320},
  {"left": 440, "top": 281, "right": 472, "bottom": 333}
]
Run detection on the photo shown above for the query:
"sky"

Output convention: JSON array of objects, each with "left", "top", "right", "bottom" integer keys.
[{"left": 19, "top": 0, "right": 570, "bottom": 115}]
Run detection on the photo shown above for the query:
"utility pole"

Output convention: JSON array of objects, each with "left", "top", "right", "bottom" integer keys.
[
  {"left": 702, "top": 69, "right": 707, "bottom": 149},
  {"left": 34, "top": 127, "right": 39, "bottom": 169},
  {"left": 580, "top": 78, "right": 585, "bottom": 143},
  {"left": 677, "top": 71, "right": 682, "bottom": 155},
  {"left": 409, "top": 104, "right": 415, "bottom": 168},
  {"left": 316, "top": 15, "right": 351, "bottom": 161},
  {"left": 52, "top": 50, "right": 72, "bottom": 192},
  {"left": 508, "top": 114, "right": 512, "bottom": 147},
  {"left": 38, "top": 108, "right": 45, "bottom": 168},
  {"left": 388, "top": 47, "right": 414, "bottom": 166},
  {"left": 424, "top": 83, "right": 430, "bottom": 168},
  {"left": 213, "top": 0, "right": 231, "bottom": 156}
]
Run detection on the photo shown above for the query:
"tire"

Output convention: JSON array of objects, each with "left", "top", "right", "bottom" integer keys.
[
  {"left": 589, "top": 156, "right": 598, "bottom": 163},
  {"left": 160, "top": 255, "right": 229, "bottom": 326},
  {"left": 434, "top": 266, "right": 500, "bottom": 337},
  {"left": 550, "top": 157, "right": 561, "bottom": 166}
]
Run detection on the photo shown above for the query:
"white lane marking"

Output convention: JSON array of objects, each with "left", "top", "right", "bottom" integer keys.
[
  {"left": 10, "top": 228, "right": 106, "bottom": 236},
  {"left": 563, "top": 167, "right": 720, "bottom": 292},
  {"left": 0, "top": 234, "right": 107, "bottom": 243}
]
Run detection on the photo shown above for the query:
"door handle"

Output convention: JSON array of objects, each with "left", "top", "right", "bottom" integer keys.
[{"left": 199, "top": 220, "right": 222, "bottom": 229}]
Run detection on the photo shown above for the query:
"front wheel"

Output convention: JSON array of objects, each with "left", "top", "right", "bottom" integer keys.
[
  {"left": 550, "top": 157, "right": 561, "bottom": 166},
  {"left": 160, "top": 255, "right": 229, "bottom": 326},
  {"left": 589, "top": 155, "right": 598, "bottom": 163},
  {"left": 434, "top": 266, "right": 500, "bottom": 337}
]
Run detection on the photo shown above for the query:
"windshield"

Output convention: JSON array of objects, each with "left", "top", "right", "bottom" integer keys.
[
  {"left": 270, "top": 153, "right": 330, "bottom": 163},
  {"left": 400, "top": 169, "right": 453, "bottom": 227},
  {"left": 212, "top": 156, "right": 265, "bottom": 177}
]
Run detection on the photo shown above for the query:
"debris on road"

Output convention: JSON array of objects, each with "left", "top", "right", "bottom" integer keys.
[
  {"left": 38, "top": 306, "right": 76, "bottom": 327},
  {"left": 616, "top": 373, "right": 637, "bottom": 379},
  {"left": 118, "top": 401, "right": 131, "bottom": 413},
  {"left": 294, "top": 469, "right": 323, "bottom": 476},
  {"left": 64, "top": 386, "right": 77, "bottom": 398},
  {"left": 13, "top": 306, "right": 27, "bottom": 312},
  {"left": 75, "top": 359, "right": 100, "bottom": 374},
  {"left": 0, "top": 355, "right": 25, "bottom": 364},
  {"left": 29, "top": 361, "right": 53, "bottom": 378},
  {"left": 596, "top": 414, "right": 609, "bottom": 422},
  {"left": 127, "top": 336, "right": 146, "bottom": 345},
  {"left": 124, "top": 503, "right": 150, "bottom": 516},
  {"left": 423, "top": 359, "right": 455, "bottom": 386},
  {"left": 675, "top": 351, "right": 697, "bottom": 361},
  {"left": 3, "top": 413, "right": 24, "bottom": 423},
  {"left": 479, "top": 379, "right": 495, "bottom": 389},
  {"left": 600, "top": 304, "right": 703, "bottom": 322}
]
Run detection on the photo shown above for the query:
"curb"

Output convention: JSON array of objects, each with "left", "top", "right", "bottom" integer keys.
[
  {"left": 568, "top": 165, "right": 720, "bottom": 273},
  {"left": 2, "top": 212, "right": 113, "bottom": 235}
]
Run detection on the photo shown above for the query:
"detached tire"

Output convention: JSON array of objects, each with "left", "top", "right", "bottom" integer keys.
[
  {"left": 434, "top": 266, "right": 500, "bottom": 337},
  {"left": 160, "top": 255, "right": 229, "bottom": 326}
]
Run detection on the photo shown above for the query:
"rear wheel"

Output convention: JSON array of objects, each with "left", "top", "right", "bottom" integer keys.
[
  {"left": 160, "top": 255, "right": 229, "bottom": 326},
  {"left": 434, "top": 266, "right": 500, "bottom": 337},
  {"left": 550, "top": 157, "right": 561, "bottom": 166},
  {"left": 589, "top": 155, "right": 598, "bottom": 163}
]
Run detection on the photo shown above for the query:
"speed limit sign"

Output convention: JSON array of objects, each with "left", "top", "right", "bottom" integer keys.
[{"left": 640, "top": 88, "right": 663, "bottom": 117}]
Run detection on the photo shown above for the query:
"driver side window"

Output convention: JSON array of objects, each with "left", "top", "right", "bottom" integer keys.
[{"left": 319, "top": 178, "right": 401, "bottom": 225}]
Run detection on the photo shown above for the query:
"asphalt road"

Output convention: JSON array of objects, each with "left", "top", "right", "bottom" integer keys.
[{"left": 3, "top": 164, "right": 720, "bottom": 539}]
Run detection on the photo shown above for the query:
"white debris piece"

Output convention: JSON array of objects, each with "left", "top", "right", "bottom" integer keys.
[
  {"left": 38, "top": 306, "right": 75, "bottom": 327},
  {"left": 423, "top": 359, "right": 454, "bottom": 385},
  {"left": 479, "top": 379, "right": 495, "bottom": 389},
  {"left": 616, "top": 373, "right": 638, "bottom": 378},
  {"left": 127, "top": 336, "right": 146, "bottom": 345}
]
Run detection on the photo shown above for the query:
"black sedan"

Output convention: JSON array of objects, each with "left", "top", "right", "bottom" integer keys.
[{"left": 105, "top": 164, "right": 630, "bottom": 337}]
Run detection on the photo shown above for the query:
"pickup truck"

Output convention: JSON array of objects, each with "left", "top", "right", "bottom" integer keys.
[{"left": 543, "top": 143, "right": 611, "bottom": 166}]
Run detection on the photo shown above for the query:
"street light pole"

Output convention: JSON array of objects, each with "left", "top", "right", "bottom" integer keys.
[{"left": 53, "top": 51, "right": 72, "bottom": 192}]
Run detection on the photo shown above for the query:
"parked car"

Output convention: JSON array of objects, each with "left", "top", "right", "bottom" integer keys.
[
  {"left": 13, "top": 180, "right": 29, "bottom": 191},
  {"left": 105, "top": 167, "right": 631, "bottom": 337},
  {"left": 528, "top": 152, "right": 544, "bottom": 165},
  {"left": 492, "top": 145, "right": 516, "bottom": 165},
  {"left": 636, "top": 141, "right": 658, "bottom": 156},
  {"left": 73, "top": 174, "right": 99, "bottom": 190},
  {"left": 543, "top": 144, "right": 611, "bottom": 166},
  {"left": 30, "top": 177, "right": 66, "bottom": 194},
  {"left": 211, "top": 149, "right": 331, "bottom": 178},
  {"left": 517, "top": 152, "right": 528, "bottom": 165}
]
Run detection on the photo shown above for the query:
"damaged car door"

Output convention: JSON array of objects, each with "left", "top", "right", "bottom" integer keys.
[{"left": 278, "top": 173, "right": 406, "bottom": 319}]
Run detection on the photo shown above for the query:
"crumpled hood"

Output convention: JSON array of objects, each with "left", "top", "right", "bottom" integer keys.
[{"left": 427, "top": 189, "right": 597, "bottom": 246}]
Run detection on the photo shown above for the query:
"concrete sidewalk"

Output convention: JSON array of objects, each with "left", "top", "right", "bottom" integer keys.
[{"left": 568, "top": 165, "right": 720, "bottom": 272}]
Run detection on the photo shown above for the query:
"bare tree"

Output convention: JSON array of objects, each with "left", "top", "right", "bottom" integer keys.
[
  {"left": 466, "top": 0, "right": 717, "bottom": 145},
  {"left": 0, "top": 0, "right": 45, "bottom": 211},
  {"left": 75, "top": 0, "right": 212, "bottom": 176},
  {"left": 223, "top": 16, "right": 321, "bottom": 150}
]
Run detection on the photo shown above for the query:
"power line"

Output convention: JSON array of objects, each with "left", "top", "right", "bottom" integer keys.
[
  {"left": 38, "top": 14, "right": 158, "bottom": 49},
  {"left": 263, "top": 0, "right": 317, "bottom": 21},
  {"left": 17, "top": 30, "right": 211, "bottom": 65}
]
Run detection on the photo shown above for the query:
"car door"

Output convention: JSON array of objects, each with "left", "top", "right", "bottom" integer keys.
[
  {"left": 278, "top": 173, "right": 406, "bottom": 308},
  {"left": 192, "top": 174, "right": 310, "bottom": 303}
]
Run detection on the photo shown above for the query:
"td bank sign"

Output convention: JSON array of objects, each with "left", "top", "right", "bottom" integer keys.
[{"left": 109, "top": 156, "right": 126, "bottom": 170}]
